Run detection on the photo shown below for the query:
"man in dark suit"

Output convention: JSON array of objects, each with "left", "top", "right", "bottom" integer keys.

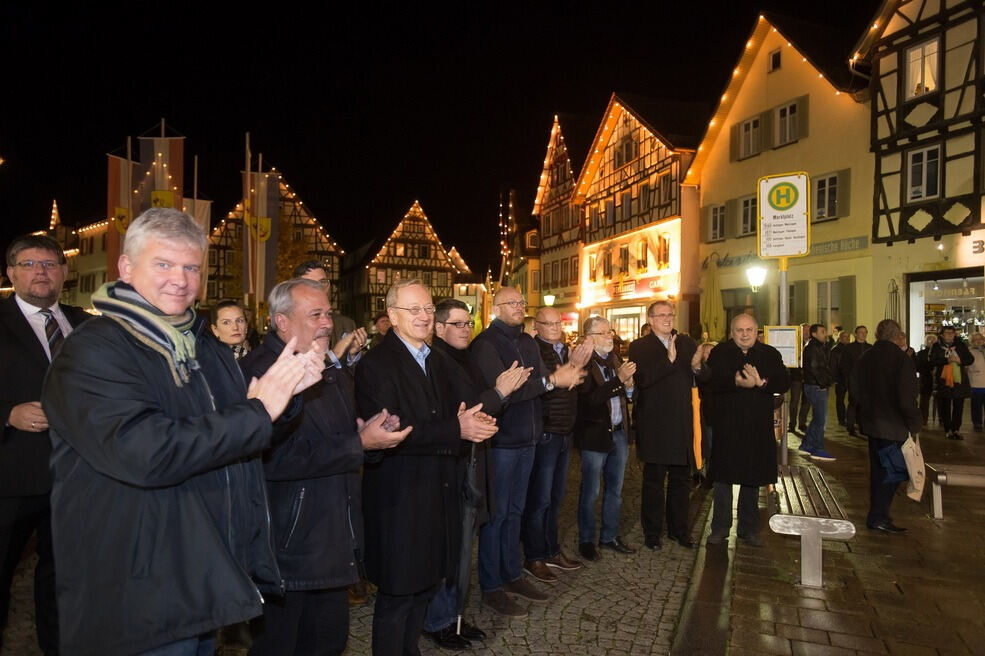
[
  {"left": 355, "top": 279, "right": 498, "bottom": 656},
  {"left": 628, "top": 300, "right": 708, "bottom": 551},
  {"left": 1, "top": 234, "right": 90, "bottom": 655}
]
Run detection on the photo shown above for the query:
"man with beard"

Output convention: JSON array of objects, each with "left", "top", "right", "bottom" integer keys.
[
  {"left": 422, "top": 298, "right": 530, "bottom": 650},
  {"left": 0, "top": 234, "right": 90, "bottom": 655},
  {"left": 241, "top": 278, "right": 411, "bottom": 656},
  {"left": 354, "top": 279, "right": 498, "bottom": 656},
  {"left": 575, "top": 316, "right": 637, "bottom": 560},
  {"left": 706, "top": 313, "right": 789, "bottom": 546}
]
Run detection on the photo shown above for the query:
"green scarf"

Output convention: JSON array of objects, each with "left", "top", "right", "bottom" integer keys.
[{"left": 91, "top": 281, "right": 198, "bottom": 386}]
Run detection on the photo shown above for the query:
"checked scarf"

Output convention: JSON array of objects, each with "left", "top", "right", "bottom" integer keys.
[{"left": 91, "top": 281, "right": 198, "bottom": 386}]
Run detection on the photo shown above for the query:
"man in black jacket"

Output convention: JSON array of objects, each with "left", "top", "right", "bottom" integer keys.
[
  {"left": 522, "top": 307, "right": 590, "bottom": 581},
  {"left": 471, "top": 287, "right": 584, "bottom": 617},
  {"left": 42, "top": 209, "right": 324, "bottom": 656},
  {"left": 930, "top": 326, "right": 975, "bottom": 440},
  {"left": 915, "top": 334, "right": 937, "bottom": 424},
  {"left": 355, "top": 279, "right": 498, "bottom": 656},
  {"left": 851, "top": 319, "right": 922, "bottom": 533},
  {"left": 838, "top": 325, "right": 871, "bottom": 436},
  {"left": 800, "top": 324, "right": 836, "bottom": 461},
  {"left": 241, "top": 278, "right": 410, "bottom": 656},
  {"left": 829, "top": 330, "right": 852, "bottom": 426},
  {"left": 1, "top": 234, "right": 90, "bottom": 656}
]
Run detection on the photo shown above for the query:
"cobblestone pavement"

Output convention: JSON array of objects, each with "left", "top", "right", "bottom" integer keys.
[{"left": 1, "top": 449, "right": 705, "bottom": 656}]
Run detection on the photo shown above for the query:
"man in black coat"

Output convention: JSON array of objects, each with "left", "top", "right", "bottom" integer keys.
[
  {"left": 706, "top": 314, "right": 790, "bottom": 546},
  {"left": 851, "top": 319, "right": 922, "bottom": 533},
  {"left": 829, "top": 330, "right": 852, "bottom": 426},
  {"left": 914, "top": 334, "right": 937, "bottom": 424},
  {"left": 930, "top": 326, "right": 975, "bottom": 440},
  {"left": 0, "top": 234, "right": 90, "bottom": 655},
  {"left": 800, "top": 324, "right": 836, "bottom": 461},
  {"left": 838, "top": 325, "right": 871, "bottom": 436},
  {"left": 354, "top": 279, "right": 498, "bottom": 656},
  {"left": 628, "top": 300, "right": 708, "bottom": 550},
  {"left": 241, "top": 278, "right": 410, "bottom": 656}
]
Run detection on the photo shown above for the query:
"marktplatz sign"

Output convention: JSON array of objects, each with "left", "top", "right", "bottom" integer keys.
[{"left": 757, "top": 172, "right": 810, "bottom": 259}]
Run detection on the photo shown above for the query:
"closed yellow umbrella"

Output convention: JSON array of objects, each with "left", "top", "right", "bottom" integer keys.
[
  {"left": 691, "top": 387, "right": 703, "bottom": 470},
  {"left": 701, "top": 258, "right": 726, "bottom": 342}
]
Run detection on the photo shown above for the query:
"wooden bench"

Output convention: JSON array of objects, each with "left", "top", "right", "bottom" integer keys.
[
  {"left": 926, "top": 463, "right": 985, "bottom": 519},
  {"left": 767, "top": 464, "right": 855, "bottom": 588}
]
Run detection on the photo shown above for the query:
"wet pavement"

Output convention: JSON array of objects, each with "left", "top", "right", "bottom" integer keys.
[{"left": 3, "top": 411, "right": 983, "bottom": 655}]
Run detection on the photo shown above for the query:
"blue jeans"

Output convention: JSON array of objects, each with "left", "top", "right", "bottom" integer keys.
[
  {"left": 802, "top": 384, "right": 828, "bottom": 452},
  {"left": 478, "top": 446, "right": 535, "bottom": 591},
  {"left": 423, "top": 580, "right": 457, "bottom": 632},
  {"left": 577, "top": 430, "right": 629, "bottom": 544},
  {"left": 521, "top": 432, "right": 572, "bottom": 562},
  {"left": 137, "top": 635, "right": 215, "bottom": 656},
  {"left": 971, "top": 388, "right": 985, "bottom": 428}
]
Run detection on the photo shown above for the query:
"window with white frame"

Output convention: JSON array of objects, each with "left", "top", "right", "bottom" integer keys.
[
  {"left": 908, "top": 145, "right": 940, "bottom": 201},
  {"left": 905, "top": 39, "right": 938, "bottom": 99},
  {"left": 776, "top": 102, "right": 798, "bottom": 146},
  {"left": 740, "top": 117, "right": 760, "bottom": 158},
  {"left": 814, "top": 174, "right": 838, "bottom": 220},
  {"left": 710, "top": 205, "right": 726, "bottom": 241},
  {"left": 741, "top": 197, "right": 757, "bottom": 236}
]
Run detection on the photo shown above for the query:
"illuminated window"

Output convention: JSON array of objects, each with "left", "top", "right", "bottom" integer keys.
[
  {"left": 741, "top": 197, "right": 757, "bottom": 236},
  {"left": 776, "top": 102, "right": 798, "bottom": 146},
  {"left": 395, "top": 243, "right": 405, "bottom": 257},
  {"left": 907, "top": 145, "right": 940, "bottom": 201},
  {"left": 740, "top": 117, "right": 761, "bottom": 158},
  {"left": 710, "top": 205, "right": 726, "bottom": 241},
  {"left": 906, "top": 39, "right": 938, "bottom": 100}
]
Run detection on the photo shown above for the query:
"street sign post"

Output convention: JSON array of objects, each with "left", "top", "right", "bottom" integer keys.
[{"left": 757, "top": 171, "right": 811, "bottom": 465}]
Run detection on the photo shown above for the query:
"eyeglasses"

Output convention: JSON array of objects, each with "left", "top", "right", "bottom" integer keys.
[
  {"left": 439, "top": 320, "right": 475, "bottom": 329},
  {"left": 15, "top": 260, "right": 60, "bottom": 271},
  {"left": 497, "top": 300, "right": 526, "bottom": 309},
  {"left": 649, "top": 313, "right": 675, "bottom": 319},
  {"left": 390, "top": 305, "right": 435, "bottom": 315},
  {"left": 588, "top": 330, "right": 616, "bottom": 337},
  {"left": 535, "top": 320, "right": 563, "bottom": 328}
]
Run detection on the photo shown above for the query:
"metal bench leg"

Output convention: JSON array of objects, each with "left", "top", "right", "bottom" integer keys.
[
  {"left": 800, "top": 528, "right": 823, "bottom": 588},
  {"left": 931, "top": 479, "right": 943, "bottom": 519}
]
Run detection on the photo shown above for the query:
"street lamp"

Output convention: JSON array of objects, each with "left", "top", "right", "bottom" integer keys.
[
  {"left": 746, "top": 266, "right": 767, "bottom": 292},
  {"left": 543, "top": 293, "right": 556, "bottom": 306}
]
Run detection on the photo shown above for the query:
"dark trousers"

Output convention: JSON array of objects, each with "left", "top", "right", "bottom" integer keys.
[
  {"left": 250, "top": 587, "right": 349, "bottom": 656},
  {"left": 919, "top": 392, "right": 932, "bottom": 425},
  {"left": 938, "top": 396, "right": 966, "bottom": 433},
  {"left": 710, "top": 483, "right": 760, "bottom": 537},
  {"left": 846, "top": 394, "right": 859, "bottom": 430},
  {"left": 834, "top": 383, "right": 847, "bottom": 425},
  {"left": 867, "top": 437, "right": 903, "bottom": 526},
  {"left": 788, "top": 380, "right": 802, "bottom": 429},
  {"left": 372, "top": 585, "right": 436, "bottom": 656},
  {"left": 640, "top": 463, "right": 690, "bottom": 540},
  {"left": 521, "top": 432, "right": 572, "bottom": 562},
  {"left": 972, "top": 388, "right": 985, "bottom": 428},
  {"left": 0, "top": 494, "right": 58, "bottom": 655}
]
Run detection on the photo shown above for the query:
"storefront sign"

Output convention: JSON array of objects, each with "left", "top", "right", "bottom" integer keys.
[
  {"left": 758, "top": 172, "right": 810, "bottom": 258},
  {"left": 810, "top": 235, "right": 868, "bottom": 255}
]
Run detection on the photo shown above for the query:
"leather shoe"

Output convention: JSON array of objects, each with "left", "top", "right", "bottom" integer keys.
[
  {"left": 458, "top": 621, "right": 486, "bottom": 641},
  {"left": 867, "top": 521, "right": 906, "bottom": 534},
  {"left": 504, "top": 577, "right": 549, "bottom": 603},
  {"left": 644, "top": 536, "right": 662, "bottom": 550},
  {"left": 482, "top": 589, "right": 527, "bottom": 618},
  {"left": 423, "top": 626, "right": 471, "bottom": 650},
  {"left": 599, "top": 537, "right": 636, "bottom": 554},
  {"left": 668, "top": 533, "right": 695, "bottom": 548},
  {"left": 523, "top": 559, "right": 557, "bottom": 582},
  {"left": 578, "top": 541, "right": 601, "bottom": 561},
  {"left": 546, "top": 552, "right": 583, "bottom": 571},
  {"left": 707, "top": 529, "right": 729, "bottom": 545}
]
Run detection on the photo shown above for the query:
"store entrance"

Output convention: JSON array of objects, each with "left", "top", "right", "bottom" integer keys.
[{"left": 907, "top": 267, "right": 984, "bottom": 347}]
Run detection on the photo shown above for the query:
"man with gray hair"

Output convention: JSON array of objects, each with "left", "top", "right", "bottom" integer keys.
[{"left": 42, "top": 208, "right": 325, "bottom": 655}]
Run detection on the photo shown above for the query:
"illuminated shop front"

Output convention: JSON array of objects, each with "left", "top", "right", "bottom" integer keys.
[
  {"left": 579, "top": 219, "right": 681, "bottom": 342},
  {"left": 907, "top": 267, "right": 983, "bottom": 345}
]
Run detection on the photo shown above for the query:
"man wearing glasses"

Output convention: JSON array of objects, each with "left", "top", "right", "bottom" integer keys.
[
  {"left": 628, "top": 300, "right": 707, "bottom": 551},
  {"left": 354, "top": 280, "right": 498, "bottom": 655},
  {"left": 471, "top": 287, "right": 585, "bottom": 617},
  {"left": 0, "top": 234, "right": 90, "bottom": 655}
]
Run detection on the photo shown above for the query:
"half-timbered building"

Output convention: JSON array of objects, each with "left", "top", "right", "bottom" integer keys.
[
  {"left": 573, "top": 93, "right": 710, "bottom": 340},
  {"left": 340, "top": 200, "right": 469, "bottom": 326},
  {"left": 857, "top": 0, "right": 985, "bottom": 342},
  {"left": 501, "top": 190, "right": 542, "bottom": 312}
]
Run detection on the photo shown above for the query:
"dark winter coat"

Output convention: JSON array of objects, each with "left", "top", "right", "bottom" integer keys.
[
  {"left": 851, "top": 340, "right": 922, "bottom": 442},
  {"left": 470, "top": 318, "right": 549, "bottom": 449},
  {"left": 914, "top": 346, "right": 935, "bottom": 395},
  {"left": 628, "top": 332, "right": 709, "bottom": 465},
  {"left": 42, "top": 316, "right": 282, "bottom": 656},
  {"left": 802, "top": 337, "right": 834, "bottom": 388},
  {"left": 354, "top": 329, "right": 465, "bottom": 595},
  {"left": 0, "top": 295, "right": 90, "bottom": 496},
  {"left": 574, "top": 351, "right": 632, "bottom": 453},
  {"left": 837, "top": 341, "right": 870, "bottom": 386},
  {"left": 239, "top": 332, "right": 365, "bottom": 592},
  {"left": 929, "top": 337, "right": 974, "bottom": 399},
  {"left": 536, "top": 336, "right": 578, "bottom": 435},
  {"left": 706, "top": 340, "right": 790, "bottom": 486}
]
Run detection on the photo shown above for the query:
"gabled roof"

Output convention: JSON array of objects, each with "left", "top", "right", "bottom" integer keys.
[
  {"left": 683, "top": 12, "right": 872, "bottom": 185},
  {"left": 852, "top": 0, "right": 898, "bottom": 60},
  {"left": 358, "top": 201, "right": 465, "bottom": 274},
  {"left": 531, "top": 113, "right": 597, "bottom": 216},
  {"left": 446, "top": 246, "right": 472, "bottom": 275},
  {"left": 572, "top": 92, "right": 713, "bottom": 204}
]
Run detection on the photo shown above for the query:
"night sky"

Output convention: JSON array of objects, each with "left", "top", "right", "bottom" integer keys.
[{"left": 0, "top": 1, "right": 879, "bottom": 276}]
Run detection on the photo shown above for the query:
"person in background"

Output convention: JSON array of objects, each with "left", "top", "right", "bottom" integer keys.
[
  {"left": 915, "top": 334, "right": 937, "bottom": 425},
  {"left": 829, "top": 330, "right": 852, "bottom": 427},
  {"left": 839, "top": 325, "right": 871, "bottom": 437},
  {"left": 368, "top": 312, "right": 391, "bottom": 349},
  {"left": 930, "top": 326, "right": 974, "bottom": 440},
  {"left": 967, "top": 332, "right": 985, "bottom": 431},
  {"left": 800, "top": 324, "right": 836, "bottom": 461},
  {"left": 211, "top": 300, "right": 251, "bottom": 359}
]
